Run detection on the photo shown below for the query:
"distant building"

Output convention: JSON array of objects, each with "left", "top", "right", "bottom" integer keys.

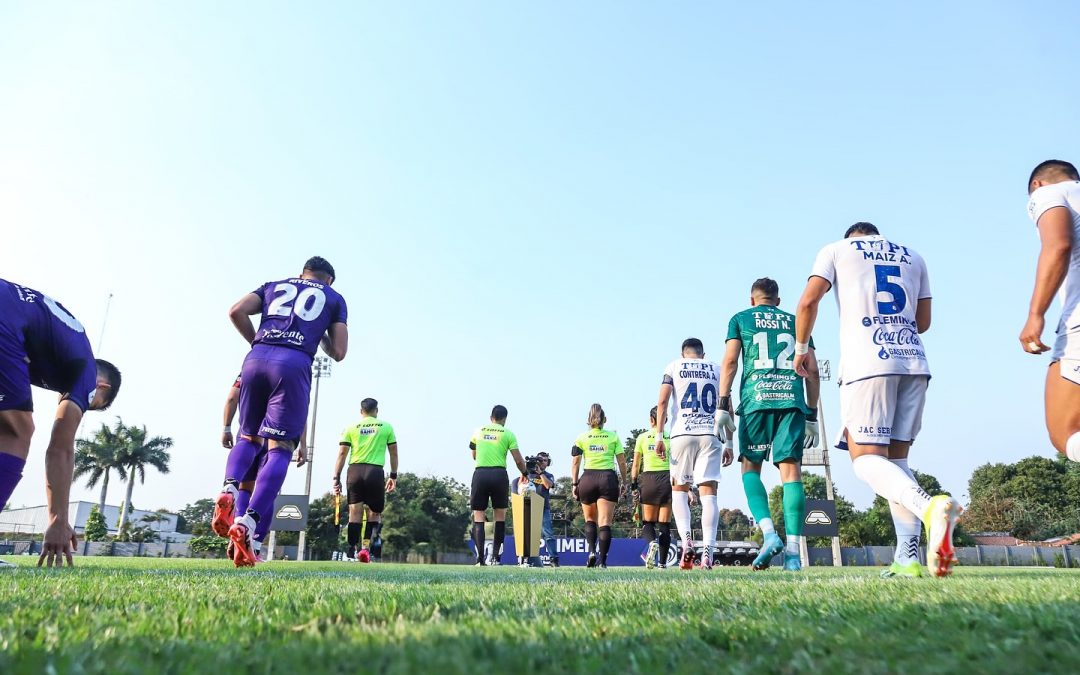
[
  {"left": 1041, "top": 533, "right": 1080, "bottom": 548},
  {"left": 969, "top": 532, "right": 1022, "bottom": 546},
  {"left": 0, "top": 501, "right": 191, "bottom": 543}
]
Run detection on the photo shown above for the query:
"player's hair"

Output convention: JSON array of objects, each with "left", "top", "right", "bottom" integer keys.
[
  {"left": 844, "top": 222, "right": 879, "bottom": 238},
  {"left": 751, "top": 277, "right": 779, "bottom": 301},
  {"left": 681, "top": 337, "right": 704, "bottom": 357},
  {"left": 303, "top": 256, "right": 336, "bottom": 282},
  {"left": 649, "top": 406, "right": 658, "bottom": 423},
  {"left": 360, "top": 398, "right": 378, "bottom": 413},
  {"left": 587, "top": 403, "right": 606, "bottom": 428},
  {"left": 1029, "top": 160, "right": 1079, "bottom": 192},
  {"left": 491, "top": 404, "right": 508, "bottom": 422},
  {"left": 95, "top": 359, "right": 121, "bottom": 410}
]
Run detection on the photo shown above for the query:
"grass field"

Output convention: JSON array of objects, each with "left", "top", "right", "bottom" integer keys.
[{"left": 2, "top": 557, "right": 1079, "bottom": 674}]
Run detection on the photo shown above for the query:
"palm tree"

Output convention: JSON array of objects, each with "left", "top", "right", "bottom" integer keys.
[
  {"left": 74, "top": 419, "right": 126, "bottom": 512},
  {"left": 116, "top": 424, "right": 174, "bottom": 533}
]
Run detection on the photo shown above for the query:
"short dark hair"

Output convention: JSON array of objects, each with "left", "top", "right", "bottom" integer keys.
[
  {"left": 303, "top": 256, "right": 336, "bottom": 282},
  {"left": 649, "top": 406, "right": 658, "bottom": 422},
  {"left": 681, "top": 337, "right": 704, "bottom": 356},
  {"left": 844, "top": 222, "right": 879, "bottom": 238},
  {"left": 751, "top": 277, "right": 779, "bottom": 300},
  {"left": 491, "top": 404, "right": 508, "bottom": 422},
  {"left": 360, "top": 398, "right": 378, "bottom": 413},
  {"left": 1029, "top": 160, "right": 1079, "bottom": 191},
  {"left": 95, "top": 359, "right": 121, "bottom": 410}
]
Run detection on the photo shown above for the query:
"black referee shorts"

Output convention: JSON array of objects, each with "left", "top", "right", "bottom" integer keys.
[
  {"left": 471, "top": 467, "right": 510, "bottom": 511},
  {"left": 346, "top": 462, "right": 386, "bottom": 513},
  {"left": 638, "top": 470, "right": 672, "bottom": 506},
  {"left": 577, "top": 469, "right": 619, "bottom": 505}
]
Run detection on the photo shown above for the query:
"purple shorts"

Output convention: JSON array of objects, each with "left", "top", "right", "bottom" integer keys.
[
  {"left": 241, "top": 443, "right": 269, "bottom": 483},
  {"left": 238, "top": 344, "right": 312, "bottom": 443}
]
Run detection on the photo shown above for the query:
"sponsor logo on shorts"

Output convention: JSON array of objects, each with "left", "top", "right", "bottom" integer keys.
[
  {"left": 261, "top": 426, "right": 288, "bottom": 437},
  {"left": 746, "top": 444, "right": 771, "bottom": 452},
  {"left": 276, "top": 505, "right": 303, "bottom": 520},
  {"left": 805, "top": 510, "right": 832, "bottom": 525},
  {"left": 0, "top": 394, "right": 5, "bottom": 402}
]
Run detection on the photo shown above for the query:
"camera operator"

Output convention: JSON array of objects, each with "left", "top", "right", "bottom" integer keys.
[{"left": 511, "top": 451, "right": 557, "bottom": 567}]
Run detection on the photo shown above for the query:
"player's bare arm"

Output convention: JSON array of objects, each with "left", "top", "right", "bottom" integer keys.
[
  {"left": 39, "top": 400, "right": 82, "bottom": 568},
  {"left": 509, "top": 448, "right": 528, "bottom": 482},
  {"left": 794, "top": 277, "right": 831, "bottom": 377},
  {"left": 616, "top": 452, "right": 629, "bottom": 496},
  {"left": 915, "top": 298, "right": 932, "bottom": 334},
  {"left": 631, "top": 447, "right": 642, "bottom": 483},
  {"left": 1021, "top": 207, "right": 1073, "bottom": 354},
  {"left": 222, "top": 384, "right": 239, "bottom": 449},
  {"left": 228, "top": 293, "right": 263, "bottom": 344},
  {"left": 320, "top": 322, "right": 349, "bottom": 362},
  {"left": 570, "top": 453, "right": 582, "bottom": 500},
  {"left": 386, "top": 442, "right": 398, "bottom": 493},
  {"left": 654, "top": 382, "right": 672, "bottom": 454},
  {"left": 332, "top": 442, "right": 349, "bottom": 495},
  {"left": 802, "top": 348, "right": 821, "bottom": 409}
]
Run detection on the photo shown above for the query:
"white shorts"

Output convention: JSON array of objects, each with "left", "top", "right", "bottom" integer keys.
[
  {"left": 1052, "top": 329, "right": 1080, "bottom": 385},
  {"left": 669, "top": 435, "right": 723, "bottom": 486},
  {"left": 836, "top": 375, "right": 929, "bottom": 448}
]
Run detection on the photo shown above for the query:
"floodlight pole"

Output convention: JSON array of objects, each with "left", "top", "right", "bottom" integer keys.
[
  {"left": 296, "top": 355, "right": 331, "bottom": 562},
  {"left": 816, "top": 359, "right": 843, "bottom": 567}
]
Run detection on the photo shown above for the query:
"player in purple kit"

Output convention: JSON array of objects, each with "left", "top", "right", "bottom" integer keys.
[
  {"left": 0, "top": 279, "right": 121, "bottom": 568},
  {"left": 212, "top": 257, "right": 348, "bottom": 567}
]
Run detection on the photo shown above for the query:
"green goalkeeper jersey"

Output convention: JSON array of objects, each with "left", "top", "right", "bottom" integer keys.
[{"left": 726, "top": 306, "right": 813, "bottom": 416}]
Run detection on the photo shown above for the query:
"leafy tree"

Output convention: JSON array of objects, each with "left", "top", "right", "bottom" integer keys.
[
  {"left": 301, "top": 492, "right": 341, "bottom": 560},
  {"left": 381, "top": 473, "right": 471, "bottom": 554},
  {"left": 84, "top": 504, "right": 109, "bottom": 541},
  {"left": 189, "top": 535, "right": 228, "bottom": 557},
  {"left": 115, "top": 424, "right": 173, "bottom": 533},
  {"left": 177, "top": 498, "right": 215, "bottom": 536},
  {"left": 74, "top": 420, "right": 125, "bottom": 511},
  {"left": 965, "top": 456, "right": 1080, "bottom": 540}
]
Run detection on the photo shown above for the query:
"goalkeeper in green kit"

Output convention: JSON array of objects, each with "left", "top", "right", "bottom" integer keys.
[{"left": 717, "top": 278, "right": 820, "bottom": 571}]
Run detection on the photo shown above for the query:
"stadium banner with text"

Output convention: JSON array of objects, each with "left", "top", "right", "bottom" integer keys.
[
  {"left": 803, "top": 498, "right": 839, "bottom": 537},
  {"left": 269, "top": 494, "right": 310, "bottom": 531},
  {"left": 472, "top": 537, "right": 665, "bottom": 567}
]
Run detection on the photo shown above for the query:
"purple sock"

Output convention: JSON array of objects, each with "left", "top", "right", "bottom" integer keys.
[
  {"left": 247, "top": 449, "right": 291, "bottom": 532},
  {"left": 235, "top": 489, "right": 251, "bottom": 517},
  {"left": 224, "top": 438, "right": 261, "bottom": 485},
  {"left": 0, "top": 452, "right": 26, "bottom": 515}
]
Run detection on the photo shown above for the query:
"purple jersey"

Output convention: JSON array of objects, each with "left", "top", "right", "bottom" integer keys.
[
  {"left": 250, "top": 278, "right": 347, "bottom": 358},
  {"left": 0, "top": 279, "right": 97, "bottom": 412}
]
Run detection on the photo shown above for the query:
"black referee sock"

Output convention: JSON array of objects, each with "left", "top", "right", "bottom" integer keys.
[
  {"left": 493, "top": 521, "right": 506, "bottom": 560},
  {"left": 364, "top": 520, "right": 379, "bottom": 543},
  {"left": 658, "top": 523, "right": 671, "bottom": 564},
  {"left": 642, "top": 521, "right": 656, "bottom": 544},
  {"left": 347, "top": 522, "right": 361, "bottom": 554},
  {"left": 598, "top": 526, "right": 612, "bottom": 564},
  {"left": 472, "top": 522, "right": 486, "bottom": 562},
  {"left": 584, "top": 522, "right": 598, "bottom": 554}
]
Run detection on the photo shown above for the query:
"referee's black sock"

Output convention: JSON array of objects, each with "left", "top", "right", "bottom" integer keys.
[
  {"left": 658, "top": 523, "right": 672, "bottom": 564},
  {"left": 364, "top": 520, "right": 379, "bottom": 543},
  {"left": 347, "top": 522, "right": 361, "bottom": 556},
  {"left": 598, "top": 526, "right": 612, "bottom": 565},
  {"left": 493, "top": 521, "right": 506, "bottom": 560},
  {"left": 584, "top": 521, "right": 598, "bottom": 554},
  {"left": 642, "top": 521, "right": 656, "bottom": 544},
  {"left": 472, "top": 522, "right": 485, "bottom": 563}
]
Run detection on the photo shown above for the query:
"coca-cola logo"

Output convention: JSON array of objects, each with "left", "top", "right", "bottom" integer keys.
[{"left": 872, "top": 327, "right": 921, "bottom": 347}]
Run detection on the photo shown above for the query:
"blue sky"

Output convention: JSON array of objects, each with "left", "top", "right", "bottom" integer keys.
[{"left": 2, "top": 2, "right": 1076, "bottom": 517}]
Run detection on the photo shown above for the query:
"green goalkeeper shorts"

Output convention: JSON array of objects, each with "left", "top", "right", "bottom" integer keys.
[{"left": 738, "top": 409, "right": 806, "bottom": 466}]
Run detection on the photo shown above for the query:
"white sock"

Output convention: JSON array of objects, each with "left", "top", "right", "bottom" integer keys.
[
  {"left": 1067, "top": 432, "right": 1080, "bottom": 463},
  {"left": 852, "top": 454, "right": 932, "bottom": 522},
  {"left": 222, "top": 483, "right": 239, "bottom": 499},
  {"left": 758, "top": 517, "right": 776, "bottom": 536},
  {"left": 888, "top": 458, "right": 922, "bottom": 564},
  {"left": 700, "top": 494, "right": 718, "bottom": 549},
  {"left": 785, "top": 535, "right": 802, "bottom": 556},
  {"left": 672, "top": 490, "right": 693, "bottom": 543}
]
